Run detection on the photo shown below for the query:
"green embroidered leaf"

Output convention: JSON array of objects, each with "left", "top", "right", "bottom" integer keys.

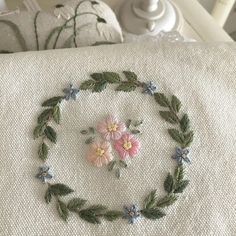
[
  {"left": 180, "top": 114, "right": 190, "bottom": 133},
  {"left": 90, "top": 73, "right": 103, "bottom": 81},
  {"left": 171, "top": 95, "right": 182, "bottom": 113},
  {"left": 144, "top": 190, "right": 157, "bottom": 209},
  {"left": 79, "top": 209, "right": 101, "bottom": 224},
  {"left": 42, "top": 96, "right": 63, "bottom": 107},
  {"left": 123, "top": 71, "right": 138, "bottom": 82},
  {"left": 115, "top": 168, "right": 121, "bottom": 179},
  {"left": 103, "top": 211, "right": 123, "bottom": 221},
  {"left": 80, "top": 80, "right": 96, "bottom": 90},
  {"left": 168, "top": 129, "right": 185, "bottom": 144},
  {"left": 91, "top": 1, "right": 99, "bottom": 5},
  {"left": 67, "top": 198, "right": 87, "bottom": 211},
  {"left": 97, "top": 17, "right": 106, "bottom": 23},
  {"left": 183, "top": 131, "right": 194, "bottom": 147},
  {"left": 38, "top": 109, "right": 52, "bottom": 124},
  {"left": 108, "top": 160, "right": 116, "bottom": 171},
  {"left": 80, "top": 130, "right": 88, "bottom": 134},
  {"left": 156, "top": 194, "right": 178, "bottom": 208},
  {"left": 116, "top": 82, "right": 136, "bottom": 92},
  {"left": 93, "top": 81, "right": 107, "bottom": 92},
  {"left": 44, "top": 126, "right": 57, "bottom": 143},
  {"left": 154, "top": 93, "right": 170, "bottom": 107},
  {"left": 33, "top": 124, "right": 45, "bottom": 139},
  {"left": 141, "top": 208, "right": 166, "bottom": 220},
  {"left": 53, "top": 106, "right": 61, "bottom": 124},
  {"left": 49, "top": 184, "right": 74, "bottom": 196},
  {"left": 85, "top": 137, "right": 95, "bottom": 144},
  {"left": 57, "top": 200, "right": 69, "bottom": 222},
  {"left": 118, "top": 160, "right": 127, "bottom": 168},
  {"left": 134, "top": 120, "right": 143, "bottom": 127},
  {"left": 164, "top": 173, "right": 174, "bottom": 193},
  {"left": 87, "top": 205, "right": 107, "bottom": 212},
  {"left": 89, "top": 127, "right": 95, "bottom": 134},
  {"left": 45, "top": 189, "right": 52, "bottom": 204},
  {"left": 103, "top": 72, "right": 121, "bottom": 83},
  {"left": 131, "top": 129, "right": 141, "bottom": 134},
  {"left": 126, "top": 119, "right": 132, "bottom": 128},
  {"left": 174, "top": 164, "right": 184, "bottom": 183},
  {"left": 38, "top": 142, "right": 49, "bottom": 161},
  {"left": 159, "top": 111, "right": 179, "bottom": 124},
  {"left": 174, "top": 180, "right": 190, "bottom": 193}
]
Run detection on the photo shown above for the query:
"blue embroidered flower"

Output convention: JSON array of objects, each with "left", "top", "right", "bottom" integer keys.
[
  {"left": 172, "top": 147, "right": 190, "bottom": 164},
  {"left": 36, "top": 165, "right": 54, "bottom": 183},
  {"left": 123, "top": 204, "right": 141, "bottom": 224},
  {"left": 142, "top": 81, "right": 157, "bottom": 96},
  {"left": 63, "top": 84, "right": 79, "bottom": 101}
]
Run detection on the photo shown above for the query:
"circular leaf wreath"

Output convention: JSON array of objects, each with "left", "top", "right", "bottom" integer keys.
[{"left": 33, "top": 71, "right": 194, "bottom": 224}]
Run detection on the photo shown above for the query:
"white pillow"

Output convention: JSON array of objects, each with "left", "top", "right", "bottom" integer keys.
[{"left": 0, "top": 0, "right": 123, "bottom": 52}]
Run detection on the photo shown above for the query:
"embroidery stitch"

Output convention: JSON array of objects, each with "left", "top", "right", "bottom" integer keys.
[
  {"left": 36, "top": 165, "right": 54, "bottom": 183},
  {"left": 34, "top": 11, "right": 40, "bottom": 50},
  {"left": 54, "top": 4, "right": 74, "bottom": 20},
  {"left": 97, "top": 115, "right": 126, "bottom": 141},
  {"left": 33, "top": 71, "right": 194, "bottom": 224},
  {"left": 73, "top": 0, "right": 95, "bottom": 47},
  {"left": 0, "top": 19, "right": 27, "bottom": 51},
  {"left": 83, "top": 115, "right": 141, "bottom": 178},
  {"left": 52, "top": 9, "right": 106, "bottom": 49}
]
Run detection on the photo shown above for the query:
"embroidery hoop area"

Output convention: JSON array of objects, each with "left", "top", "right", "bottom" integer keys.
[{"left": 33, "top": 71, "right": 194, "bottom": 224}]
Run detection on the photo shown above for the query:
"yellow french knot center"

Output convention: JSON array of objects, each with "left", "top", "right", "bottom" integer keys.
[
  {"left": 123, "top": 141, "right": 132, "bottom": 150},
  {"left": 96, "top": 148, "right": 105, "bottom": 156},
  {"left": 107, "top": 123, "right": 118, "bottom": 132}
]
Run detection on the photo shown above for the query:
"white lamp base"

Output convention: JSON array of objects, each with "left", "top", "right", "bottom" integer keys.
[{"left": 119, "top": 0, "right": 183, "bottom": 35}]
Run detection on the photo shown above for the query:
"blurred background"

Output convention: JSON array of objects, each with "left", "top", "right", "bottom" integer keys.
[
  {"left": 199, "top": 0, "right": 236, "bottom": 40},
  {"left": 3, "top": 0, "right": 236, "bottom": 41}
]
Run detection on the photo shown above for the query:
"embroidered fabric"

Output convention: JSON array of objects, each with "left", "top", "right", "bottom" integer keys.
[{"left": 0, "top": 42, "right": 235, "bottom": 235}]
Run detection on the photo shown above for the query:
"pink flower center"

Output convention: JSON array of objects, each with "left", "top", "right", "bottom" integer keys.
[
  {"left": 123, "top": 141, "right": 132, "bottom": 150},
  {"left": 96, "top": 148, "right": 105, "bottom": 156},
  {"left": 107, "top": 123, "right": 118, "bottom": 132}
]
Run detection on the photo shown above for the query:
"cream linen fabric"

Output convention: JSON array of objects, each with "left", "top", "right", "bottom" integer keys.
[{"left": 0, "top": 42, "right": 236, "bottom": 236}]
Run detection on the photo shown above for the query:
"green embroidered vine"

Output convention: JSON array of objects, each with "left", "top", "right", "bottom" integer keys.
[
  {"left": 62, "top": 23, "right": 91, "bottom": 48},
  {"left": 44, "top": 26, "right": 72, "bottom": 50},
  {"left": 34, "top": 11, "right": 40, "bottom": 51},
  {"left": 0, "top": 20, "right": 27, "bottom": 51},
  {"left": 52, "top": 11, "right": 105, "bottom": 49},
  {"left": 34, "top": 71, "right": 194, "bottom": 224},
  {"left": 0, "top": 0, "right": 107, "bottom": 52}
]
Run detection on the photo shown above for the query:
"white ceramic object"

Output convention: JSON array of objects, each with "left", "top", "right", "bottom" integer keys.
[{"left": 119, "top": 0, "right": 183, "bottom": 35}]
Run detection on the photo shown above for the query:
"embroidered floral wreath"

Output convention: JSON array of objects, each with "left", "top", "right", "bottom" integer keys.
[{"left": 33, "top": 71, "right": 194, "bottom": 224}]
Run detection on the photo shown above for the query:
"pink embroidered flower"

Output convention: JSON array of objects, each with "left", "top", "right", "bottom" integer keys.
[
  {"left": 114, "top": 133, "right": 141, "bottom": 160},
  {"left": 97, "top": 115, "right": 126, "bottom": 141},
  {"left": 87, "top": 141, "right": 113, "bottom": 167}
]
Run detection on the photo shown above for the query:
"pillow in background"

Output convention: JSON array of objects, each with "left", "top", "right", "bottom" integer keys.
[{"left": 0, "top": 0, "right": 123, "bottom": 53}]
